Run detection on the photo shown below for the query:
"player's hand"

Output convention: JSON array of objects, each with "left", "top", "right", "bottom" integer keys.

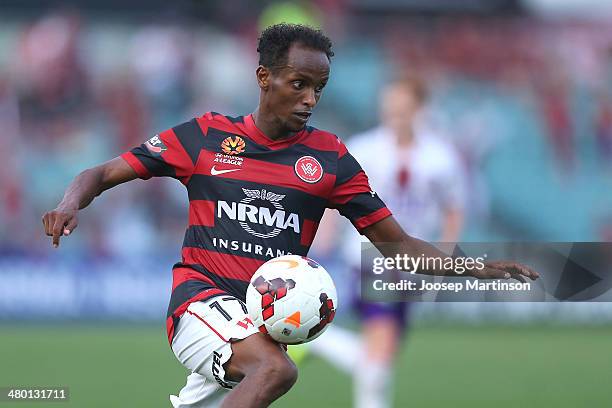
[
  {"left": 42, "top": 207, "right": 78, "bottom": 248},
  {"left": 469, "top": 261, "right": 539, "bottom": 282}
]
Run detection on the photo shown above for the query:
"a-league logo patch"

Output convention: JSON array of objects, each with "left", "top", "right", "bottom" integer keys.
[
  {"left": 144, "top": 135, "right": 167, "bottom": 155},
  {"left": 294, "top": 156, "right": 323, "bottom": 183},
  {"left": 221, "top": 136, "right": 246, "bottom": 155}
]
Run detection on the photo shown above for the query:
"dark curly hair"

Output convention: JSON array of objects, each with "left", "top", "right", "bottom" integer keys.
[{"left": 257, "top": 23, "right": 334, "bottom": 69}]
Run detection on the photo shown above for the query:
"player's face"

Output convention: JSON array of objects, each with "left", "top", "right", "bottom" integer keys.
[
  {"left": 261, "top": 44, "right": 330, "bottom": 132},
  {"left": 380, "top": 85, "right": 422, "bottom": 132}
]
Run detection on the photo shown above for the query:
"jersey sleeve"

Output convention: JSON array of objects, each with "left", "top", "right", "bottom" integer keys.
[
  {"left": 328, "top": 141, "right": 392, "bottom": 232},
  {"left": 120, "top": 119, "right": 204, "bottom": 184}
]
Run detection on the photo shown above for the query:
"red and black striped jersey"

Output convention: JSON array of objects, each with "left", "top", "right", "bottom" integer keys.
[{"left": 121, "top": 112, "right": 391, "bottom": 342}]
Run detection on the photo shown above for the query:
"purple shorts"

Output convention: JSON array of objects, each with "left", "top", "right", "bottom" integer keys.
[
  {"left": 354, "top": 298, "right": 412, "bottom": 329},
  {"left": 351, "top": 264, "right": 412, "bottom": 330}
]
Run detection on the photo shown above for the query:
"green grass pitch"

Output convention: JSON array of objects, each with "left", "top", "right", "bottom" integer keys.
[{"left": 0, "top": 324, "right": 610, "bottom": 407}]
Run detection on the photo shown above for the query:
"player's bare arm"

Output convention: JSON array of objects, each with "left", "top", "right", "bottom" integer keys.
[
  {"left": 363, "top": 216, "right": 539, "bottom": 282},
  {"left": 42, "top": 157, "right": 137, "bottom": 248}
]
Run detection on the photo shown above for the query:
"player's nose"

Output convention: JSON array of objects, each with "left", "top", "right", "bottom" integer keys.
[{"left": 302, "top": 88, "right": 316, "bottom": 108}]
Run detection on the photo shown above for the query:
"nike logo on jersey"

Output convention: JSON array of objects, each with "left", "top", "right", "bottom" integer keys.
[{"left": 211, "top": 166, "right": 242, "bottom": 176}]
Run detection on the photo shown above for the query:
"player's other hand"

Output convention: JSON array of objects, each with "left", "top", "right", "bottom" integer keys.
[
  {"left": 469, "top": 261, "right": 539, "bottom": 283},
  {"left": 42, "top": 207, "right": 78, "bottom": 248}
]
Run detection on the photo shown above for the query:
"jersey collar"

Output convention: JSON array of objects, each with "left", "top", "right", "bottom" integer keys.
[{"left": 244, "top": 114, "right": 308, "bottom": 150}]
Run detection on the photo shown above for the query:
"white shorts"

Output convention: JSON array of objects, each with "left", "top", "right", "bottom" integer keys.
[{"left": 170, "top": 295, "right": 259, "bottom": 408}]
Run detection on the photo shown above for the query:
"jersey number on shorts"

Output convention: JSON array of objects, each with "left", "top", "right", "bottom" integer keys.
[{"left": 209, "top": 297, "right": 248, "bottom": 321}]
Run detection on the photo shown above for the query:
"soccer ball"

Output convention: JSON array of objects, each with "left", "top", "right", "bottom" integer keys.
[{"left": 246, "top": 255, "right": 337, "bottom": 345}]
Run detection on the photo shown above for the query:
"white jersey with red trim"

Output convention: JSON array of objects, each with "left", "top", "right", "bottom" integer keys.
[{"left": 341, "top": 125, "right": 466, "bottom": 265}]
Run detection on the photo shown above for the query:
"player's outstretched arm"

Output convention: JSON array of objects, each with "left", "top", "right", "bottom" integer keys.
[
  {"left": 42, "top": 157, "right": 138, "bottom": 248},
  {"left": 362, "top": 216, "right": 539, "bottom": 281}
]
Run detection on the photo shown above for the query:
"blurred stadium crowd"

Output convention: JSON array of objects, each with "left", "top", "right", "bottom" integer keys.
[{"left": 1, "top": 1, "right": 612, "bottom": 319}]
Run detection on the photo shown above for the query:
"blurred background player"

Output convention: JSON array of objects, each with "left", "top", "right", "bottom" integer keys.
[{"left": 304, "top": 77, "right": 466, "bottom": 408}]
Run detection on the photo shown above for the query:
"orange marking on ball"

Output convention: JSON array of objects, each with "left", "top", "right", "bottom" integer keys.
[
  {"left": 284, "top": 311, "right": 301, "bottom": 328},
  {"left": 267, "top": 260, "right": 299, "bottom": 269}
]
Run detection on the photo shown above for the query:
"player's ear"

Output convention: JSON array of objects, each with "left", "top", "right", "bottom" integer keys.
[{"left": 256, "top": 65, "right": 270, "bottom": 91}]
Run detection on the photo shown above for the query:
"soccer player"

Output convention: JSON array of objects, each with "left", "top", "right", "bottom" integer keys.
[
  {"left": 42, "top": 24, "right": 537, "bottom": 408},
  {"left": 309, "top": 77, "right": 466, "bottom": 408}
]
